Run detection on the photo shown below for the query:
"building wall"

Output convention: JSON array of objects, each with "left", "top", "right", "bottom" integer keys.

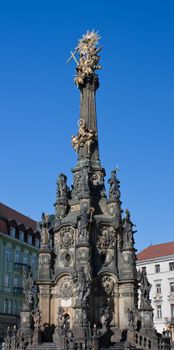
[
  {"left": 0, "top": 230, "right": 39, "bottom": 341},
  {"left": 137, "top": 254, "right": 174, "bottom": 333}
]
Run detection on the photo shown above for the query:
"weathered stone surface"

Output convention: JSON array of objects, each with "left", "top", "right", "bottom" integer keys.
[{"left": 5, "top": 31, "right": 171, "bottom": 350}]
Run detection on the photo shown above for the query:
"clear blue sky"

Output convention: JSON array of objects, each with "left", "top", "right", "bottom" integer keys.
[{"left": 0, "top": 1, "right": 174, "bottom": 251}]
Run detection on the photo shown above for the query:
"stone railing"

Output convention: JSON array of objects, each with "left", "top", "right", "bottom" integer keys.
[
  {"left": 134, "top": 331, "right": 152, "bottom": 349},
  {"left": 132, "top": 330, "right": 171, "bottom": 350}
]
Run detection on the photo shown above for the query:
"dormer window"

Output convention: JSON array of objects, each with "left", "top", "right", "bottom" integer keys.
[
  {"left": 10, "top": 227, "right": 16, "bottom": 238},
  {"left": 19, "top": 231, "right": 24, "bottom": 241},
  {"left": 35, "top": 238, "right": 40, "bottom": 248},
  {"left": 27, "top": 234, "right": 32, "bottom": 245}
]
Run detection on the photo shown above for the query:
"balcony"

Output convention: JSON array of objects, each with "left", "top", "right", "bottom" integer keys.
[
  {"left": 13, "top": 287, "right": 24, "bottom": 294},
  {"left": 153, "top": 294, "right": 163, "bottom": 302}
]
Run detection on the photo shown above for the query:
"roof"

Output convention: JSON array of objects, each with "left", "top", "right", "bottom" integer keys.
[
  {"left": 137, "top": 242, "right": 174, "bottom": 261},
  {"left": 0, "top": 202, "right": 37, "bottom": 231}
]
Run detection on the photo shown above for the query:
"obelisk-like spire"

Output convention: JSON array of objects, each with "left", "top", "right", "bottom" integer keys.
[{"left": 68, "top": 31, "right": 102, "bottom": 167}]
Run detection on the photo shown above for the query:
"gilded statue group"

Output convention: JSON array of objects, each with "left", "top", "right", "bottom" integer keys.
[
  {"left": 71, "top": 119, "right": 96, "bottom": 155},
  {"left": 67, "top": 30, "right": 102, "bottom": 87}
]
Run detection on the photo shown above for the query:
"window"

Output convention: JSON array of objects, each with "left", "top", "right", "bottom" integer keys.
[
  {"left": 8, "top": 299, "right": 13, "bottom": 314},
  {"left": 170, "top": 283, "right": 174, "bottom": 293},
  {"left": 157, "top": 305, "right": 162, "bottom": 318},
  {"left": 14, "top": 274, "right": 20, "bottom": 287},
  {"left": 13, "top": 300, "right": 17, "bottom": 315},
  {"left": 171, "top": 304, "right": 174, "bottom": 318},
  {"left": 35, "top": 238, "right": 40, "bottom": 248},
  {"left": 142, "top": 267, "right": 146, "bottom": 272},
  {"left": 156, "top": 283, "right": 161, "bottom": 294},
  {"left": 10, "top": 227, "right": 16, "bottom": 238},
  {"left": 169, "top": 262, "right": 174, "bottom": 271},
  {"left": 4, "top": 272, "right": 12, "bottom": 287},
  {"left": 31, "top": 255, "right": 37, "bottom": 270},
  {"left": 5, "top": 246, "right": 12, "bottom": 262},
  {"left": 155, "top": 264, "right": 160, "bottom": 273},
  {"left": 15, "top": 249, "right": 21, "bottom": 263},
  {"left": 4, "top": 299, "right": 8, "bottom": 313},
  {"left": 19, "top": 231, "right": 24, "bottom": 241},
  {"left": 23, "top": 251, "right": 29, "bottom": 265},
  {"left": 27, "top": 234, "right": 32, "bottom": 245}
]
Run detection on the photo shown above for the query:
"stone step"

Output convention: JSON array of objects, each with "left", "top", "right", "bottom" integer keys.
[{"left": 29, "top": 343, "right": 57, "bottom": 350}]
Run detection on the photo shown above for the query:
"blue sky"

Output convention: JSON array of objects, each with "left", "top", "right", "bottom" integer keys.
[{"left": 0, "top": 1, "right": 174, "bottom": 251}]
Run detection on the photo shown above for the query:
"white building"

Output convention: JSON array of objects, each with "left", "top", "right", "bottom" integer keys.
[{"left": 137, "top": 242, "right": 174, "bottom": 335}]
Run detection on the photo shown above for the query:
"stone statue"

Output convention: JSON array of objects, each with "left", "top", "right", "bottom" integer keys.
[
  {"left": 108, "top": 169, "right": 120, "bottom": 200},
  {"left": 100, "top": 305, "right": 110, "bottom": 328},
  {"left": 138, "top": 270, "right": 152, "bottom": 307},
  {"left": 57, "top": 173, "right": 70, "bottom": 199},
  {"left": 78, "top": 206, "right": 94, "bottom": 239},
  {"left": 101, "top": 276, "right": 115, "bottom": 296},
  {"left": 57, "top": 307, "right": 65, "bottom": 329},
  {"left": 76, "top": 266, "right": 90, "bottom": 303},
  {"left": 67, "top": 31, "right": 102, "bottom": 87},
  {"left": 23, "top": 271, "right": 35, "bottom": 306},
  {"left": 31, "top": 308, "right": 41, "bottom": 329},
  {"left": 127, "top": 308, "right": 134, "bottom": 328},
  {"left": 40, "top": 212, "right": 50, "bottom": 245},
  {"left": 123, "top": 209, "right": 135, "bottom": 248}
]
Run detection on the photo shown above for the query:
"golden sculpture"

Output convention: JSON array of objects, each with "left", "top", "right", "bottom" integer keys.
[
  {"left": 71, "top": 119, "right": 96, "bottom": 154},
  {"left": 67, "top": 30, "right": 102, "bottom": 86}
]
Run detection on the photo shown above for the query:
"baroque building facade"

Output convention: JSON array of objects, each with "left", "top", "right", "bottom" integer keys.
[
  {"left": 5, "top": 32, "right": 171, "bottom": 350},
  {"left": 137, "top": 242, "right": 174, "bottom": 340},
  {"left": 0, "top": 202, "right": 40, "bottom": 344}
]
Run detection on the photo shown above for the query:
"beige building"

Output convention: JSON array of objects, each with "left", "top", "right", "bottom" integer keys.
[
  {"left": 137, "top": 242, "right": 174, "bottom": 337},
  {"left": 0, "top": 202, "right": 40, "bottom": 343}
]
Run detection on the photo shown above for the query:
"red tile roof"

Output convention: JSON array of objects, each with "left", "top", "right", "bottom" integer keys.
[
  {"left": 137, "top": 242, "right": 174, "bottom": 261},
  {"left": 0, "top": 202, "right": 37, "bottom": 231}
]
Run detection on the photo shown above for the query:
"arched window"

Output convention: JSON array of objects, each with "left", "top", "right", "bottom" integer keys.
[
  {"left": 15, "top": 249, "right": 21, "bottom": 263},
  {"left": 23, "top": 251, "right": 29, "bottom": 265},
  {"left": 13, "top": 300, "right": 17, "bottom": 315},
  {"left": 8, "top": 299, "right": 13, "bottom": 314},
  {"left": 4, "top": 299, "right": 8, "bottom": 313}
]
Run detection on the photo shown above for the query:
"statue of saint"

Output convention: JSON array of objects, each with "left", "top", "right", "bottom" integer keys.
[
  {"left": 108, "top": 169, "right": 120, "bottom": 200},
  {"left": 76, "top": 266, "right": 90, "bottom": 303}
]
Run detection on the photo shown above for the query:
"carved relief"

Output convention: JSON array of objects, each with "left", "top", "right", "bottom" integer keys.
[
  {"left": 97, "top": 226, "right": 115, "bottom": 251},
  {"left": 58, "top": 276, "right": 75, "bottom": 299},
  {"left": 101, "top": 276, "right": 115, "bottom": 296},
  {"left": 60, "top": 227, "right": 74, "bottom": 249}
]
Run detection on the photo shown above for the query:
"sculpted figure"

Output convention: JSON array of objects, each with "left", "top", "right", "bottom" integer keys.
[
  {"left": 40, "top": 212, "right": 50, "bottom": 245},
  {"left": 123, "top": 209, "right": 134, "bottom": 248},
  {"left": 108, "top": 169, "right": 120, "bottom": 200},
  {"left": 67, "top": 31, "right": 102, "bottom": 87},
  {"left": 57, "top": 173, "right": 69, "bottom": 199},
  {"left": 100, "top": 305, "right": 110, "bottom": 328},
  {"left": 76, "top": 266, "right": 90, "bottom": 303},
  {"left": 78, "top": 206, "right": 94, "bottom": 239},
  {"left": 57, "top": 307, "right": 65, "bottom": 329},
  {"left": 138, "top": 270, "right": 152, "bottom": 306},
  {"left": 101, "top": 276, "right": 115, "bottom": 296},
  {"left": 23, "top": 271, "right": 35, "bottom": 306},
  {"left": 31, "top": 308, "right": 41, "bottom": 328},
  {"left": 71, "top": 119, "right": 95, "bottom": 155}
]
